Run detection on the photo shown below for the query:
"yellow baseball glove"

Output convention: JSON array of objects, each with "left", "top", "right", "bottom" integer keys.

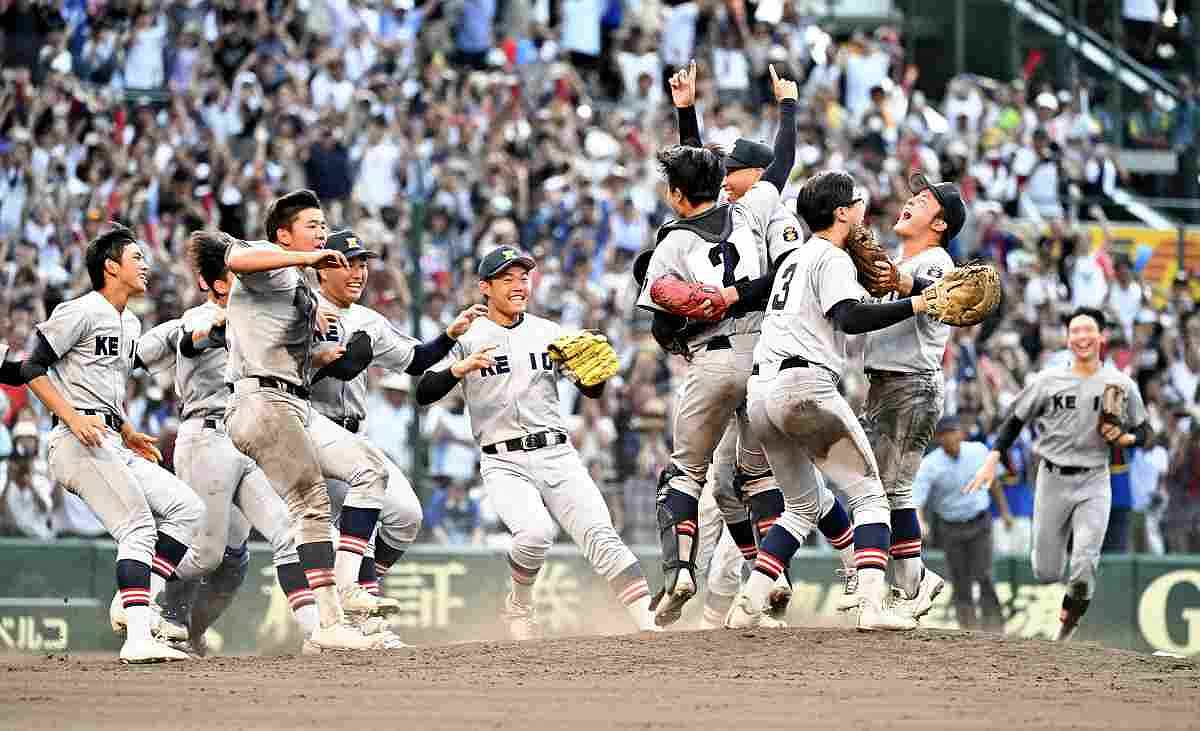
[{"left": 548, "top": 331, "right": 619, "bottom": 387}]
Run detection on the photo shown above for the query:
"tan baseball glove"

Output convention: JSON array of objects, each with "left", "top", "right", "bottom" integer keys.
[
  {"left": 548, "top": 331, "right": 619, "bottom": 387},
  {"left": 846, "top": 224, "right": 898, "bottom": 297},
  {"left": 921, "top": 262, "right": 1002, "bottom": 326},
  {"left": 1099, "top": 383, "right": 1126, "bottom": 438}
]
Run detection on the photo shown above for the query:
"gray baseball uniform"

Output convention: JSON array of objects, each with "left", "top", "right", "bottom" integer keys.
[
  {"left": 1008, "top": 364, "right": 1146, "bottom": 599},
  {"left": 135, "top": 307, "right": 298, "bottom": 579},
  {"left": 862, "top": 246, "right": 955, "bottom": 510},
  {"left": 447, "top": 313, "right": 649, "bottom": 614},
  {"left": 310, "top": 293, "right": 422, "bottom": 557},
  {"left": 37, "top": 292, "right": 203, "bottom": 568}
]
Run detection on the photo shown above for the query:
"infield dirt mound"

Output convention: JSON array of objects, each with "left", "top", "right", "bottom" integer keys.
[{"left": 3, "top": 627, "right": 1198, "bottom": 730}]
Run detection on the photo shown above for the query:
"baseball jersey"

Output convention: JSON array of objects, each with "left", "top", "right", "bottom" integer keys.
[
  {"left": 1009, "top": 364, "right": 1146, "bottom": 469},
  {"left": 310, "top": 292, "right": 420, "bottom": 422},
  {"left": 637, "top": 181, "right": 778, "bottom": 346},
  {"left": 224, "top": 239, "right": 318, "bottom": 387},
  {"left": 449, "top": 313, "right": 569, "bottom": 446},
  {"left": 755, "top": 235, "right": 867, "bottom": 375},
  {"left": 765, "top": 203, "right": 805, "bottom": 267},
  {"left": 36, "top": 291, "right": 141, "bottom": 419},
  {"left": 137, "top": 303, "right": 231, "bottom": 421},
  {"left": 863, "top": 246, "right": 954, "bottom": 373}
]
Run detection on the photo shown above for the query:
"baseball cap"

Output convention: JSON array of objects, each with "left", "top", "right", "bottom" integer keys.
[
  {"left": 325, "top": 229, "right": 378, "bottom": 260},
  {"left": 725, "top": 139, "right": 773, "bottom": 172},
  {"left": 908, "top": 172, "right": 966, "bottom": 241},
  {"left": 477, "top": 245, "right": 536, "bottom": 280},
  {"left": 935, "top": 415, "right": 962, "bottom": 434}
]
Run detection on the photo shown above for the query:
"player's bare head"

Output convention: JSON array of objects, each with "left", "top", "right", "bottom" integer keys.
[
  {"left": 478, "top": 246, "right": 536, "bottom": 320},
  {"left": 264, "top": 189, "right": 326, "bottom": 250},
  {"left": 187, "top": 230, "right": 235, "bottom": 297},
  {"left": 656, "top": 144, "right": 725, "bottom": 213},
  {"left": 895, "top": 172, "right": 966, "bottom": 246},
  {"left": 86, "top": 223, "right": 146, "bottom": 293},
  {"left": 1067, "top": 306, "right": 1106, "bottom": 362},
  {"left": 796, "top": 170, "right": 863, "bottom": 236}
]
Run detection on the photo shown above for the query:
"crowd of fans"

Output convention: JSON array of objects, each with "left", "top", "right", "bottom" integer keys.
[{"left": 0, "top": 0, "right": 1198, "bottom": 561}]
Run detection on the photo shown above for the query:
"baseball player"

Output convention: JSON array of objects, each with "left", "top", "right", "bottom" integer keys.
[
  {"left": 12, "top": 224, "right": 204, "bottom": 662},
  {"left": 667, "top": 62, "right": 858, "bottom": 623},
  {"left": 857, "top": 173, "right": 966, "bottom": 619},
  {"left": 308, "top": 229, "right": 486, "bottom": 603},
  {"left": 964, "top": 307, "right": 1148, "bottom": 640},
  {"left": 415, "top": 246, "right": 657, "bottom": 639},
  {"left": 222, "top": 189, "right": 395, "bottom": 651},
  {"left": 728, "top": 170, "right": 938, "bottom": 631}
]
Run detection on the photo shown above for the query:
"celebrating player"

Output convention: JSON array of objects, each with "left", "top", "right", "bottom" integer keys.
[
  {"left": 416, "top": 246, "right": 657, "bottom": 639},
  {"left": 10, "top": 224, "right": 204, "bottom": 663},
  {"left": 963, "top": 307, "right": 1148, "bottom": 641}
]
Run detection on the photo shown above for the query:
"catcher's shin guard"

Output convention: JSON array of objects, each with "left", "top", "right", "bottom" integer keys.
[
  {"left": 190, "top": 543, "right": 250, "bottom": 647},
  {"left": 650, "top": 466, "right": 700, "bottom": 626}
]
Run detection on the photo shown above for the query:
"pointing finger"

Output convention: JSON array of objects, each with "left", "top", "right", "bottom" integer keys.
[{"left": 769, "top": 64, "right": 779, "bottom": 83}]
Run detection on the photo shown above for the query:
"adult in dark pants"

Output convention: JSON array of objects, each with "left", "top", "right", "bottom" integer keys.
[{"left": 912, "top": 416, "right": 1004, "bottom": 632}]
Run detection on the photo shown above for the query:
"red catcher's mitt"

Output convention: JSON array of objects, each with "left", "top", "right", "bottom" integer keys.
[{"left": 649, "top": 275, "right": 728, "bottom": 321}]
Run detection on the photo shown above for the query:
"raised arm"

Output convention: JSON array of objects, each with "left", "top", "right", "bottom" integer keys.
[
  {"left": 760, "top": 65, "right": 799, "bottom": 191},
  {"left": 670, "top": 60, "right": 702, "bottom": 145}
]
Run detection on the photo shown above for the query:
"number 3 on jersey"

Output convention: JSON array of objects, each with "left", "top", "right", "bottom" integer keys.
[{"left": 771, "top": 263, "right": 797, "bottom": 311}]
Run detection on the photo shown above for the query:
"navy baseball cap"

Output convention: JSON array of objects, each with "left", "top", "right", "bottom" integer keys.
[
  {"left": 725, "top": 139, "right": 773, "bottom": 171},
  {"left": 478, "top": 245, "right": 536, "bottom": 279},
  {"left": 908, "top": 172, "right": 966, "bottom": 241},
  {"left": 935, "top": 415, "right": 963, "bottom": 434},
  {"left": 325, "top": 229, "right": 378, "bottom": 259}
]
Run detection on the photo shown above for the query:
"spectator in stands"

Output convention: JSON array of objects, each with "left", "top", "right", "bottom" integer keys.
[
  {"left": 426, "top": 479, "right": 484, "bottom": 545},
  {"left": 366, "top": 373, "right": 416, "bottom": 474},
  {"left": 0, "top": 420, "right": 53, "bottom": 540}
]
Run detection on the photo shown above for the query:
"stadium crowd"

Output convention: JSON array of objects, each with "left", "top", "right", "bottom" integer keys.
[{"left": 0, "top": 0, "right": 1198, "bottom": 560}]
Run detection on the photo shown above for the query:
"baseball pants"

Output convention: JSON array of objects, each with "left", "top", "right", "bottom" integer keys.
[
  {"left": 1031, "top": 465, "right": 1111, "bottom": 600},
  {"left": 666, "top": 334, "right": 772, "bottom": 502},
  {"left": 862, "top": 371, "right": 945, "bottom": 509},
  {"left": 172, "top": 416, "right": 299, "bottom": 580},
  {"left": 482, "top": 441, "right": 639, "bottom": 582},
  {"left": 326, "top": 455, "right": 423, "bottom": 558},
  {"left": 697, "top": 475, "right": 743, "bottom": 602},
  {"left": 47, "top": 427, "right": 204, "bottom": 565},
  {"left": 747, "top": 365, "right": 891, "bottom": 541},
  {"left": 306, "top": 411, "right": 390, "bottom": 513},
  {"left": 938, "top": 510, "right": 1003, "bottom": 631}
]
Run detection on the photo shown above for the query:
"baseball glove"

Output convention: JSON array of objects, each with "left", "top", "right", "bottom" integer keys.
[
  {"left": 921, "top": 262, "right": 1002, "bottom": 326},
  {"left": 846, "top": 224, "right": 898, "bottom": 297},
  {"left": 649, "top": 275, "right": 728, "bottom": 322},
  {"left": 1099, "top": 384, "right": 1126, "bottom": 436},
  {"left": 548, "top": 331, "right": 619, "bottom": 387}
]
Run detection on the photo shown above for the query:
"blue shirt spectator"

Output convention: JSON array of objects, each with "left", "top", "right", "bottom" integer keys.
[
  {"left": 914, "top": 439, "right": 994, "bottom": 523},
  {"left": 426, "top": 483, "right": 483, "bottom": 545}
]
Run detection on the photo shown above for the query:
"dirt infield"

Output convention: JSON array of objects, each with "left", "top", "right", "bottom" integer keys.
[{"left": 3, "top": 628, "right": 1198, "bottom": 730}]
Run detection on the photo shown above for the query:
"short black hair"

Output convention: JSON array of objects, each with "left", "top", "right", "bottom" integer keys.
[
  {"left": 796, "top": 170, "right": 856, "bottom": 232},
  {"left": 188, "top": 230, "right": 234, "bottom": 290},
  {"left": 85, "top": 223, "right": 138, "bottom": 291},
  {"left": 1067, "top": 306, "right": 1107, "bottom": 331},
  {"left": 263, "top": 189, "right": 322, "bottom": 243},
  {"left": 655, "top": 145, "right": 724, "bottom": 206}
]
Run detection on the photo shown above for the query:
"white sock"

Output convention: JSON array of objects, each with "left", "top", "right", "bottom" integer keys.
[
  {"left": 512, "top": 580, "right": 535, "bottom": 605},
  {"left": 742, "top": 571, "right": 775, "bottom": 610},
  {"left": 857, "top": 567, "right": 888, "bottom": 605},
  {"left": 312, "top": 584, "right": 345, "bottom": 628},
  {"left": 893, "top": 558, "right": 924, "bottom": 598},
  {"left": 125, "top": 605, "right": 154, "bottom": 641},
  {"left": 334, "top": 550, "right": 364, "bottom": 592},
  {"left": 624, "top": 594, "right": 654, "bottom": 629},
  {"left": 150, "top": 573, "right": 166, "bottom": 604},
  {"left": 838, "top": 545, "right": 856, "bottom": 572},
  {"left": 293, "top": 603, "right": 319, "bottom": 635}
]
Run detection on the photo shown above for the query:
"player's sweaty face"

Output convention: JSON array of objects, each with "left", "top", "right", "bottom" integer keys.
[
  {"left": 281, "top": 208, "right": 328, "bottom": 252},
  {"left": 118, "top": 243, "right": 150, "bottom": 295},
  {"left": 722, "top": 168, "right": 762, "bottom": 202},
  {"left": 893, "top": 189, "right": 939, "bottom": 237},
  {"left": 324, "top": 257, "right": 369, "bottom": 304},
  {"left": 1067, "top": 315, "right": 1102, "bottom": 362},
  {"left": 484, "top": 267, "right": 531, "bottom": 317}
]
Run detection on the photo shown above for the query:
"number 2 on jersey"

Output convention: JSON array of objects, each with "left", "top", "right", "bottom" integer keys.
[{"left": 771, "top": 263, "right": 797, "bottom": 311}]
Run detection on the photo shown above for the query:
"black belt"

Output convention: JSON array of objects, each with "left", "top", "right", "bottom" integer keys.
[
  {"left": 941, "top": 509, "right": 990, "bottom": 526},
  {"left": 203, "top": 418, "right": 221, "bottom": 430},
  {"left": 333, "top": 417, "right": 361, "bottom": 434},
  {"left": 231, "top": 376, "right": 310, "bottom": 399},
  {"left": 865, "top": 368, "right": 937, "bottom": 378},
  {"left": 482, "top": 431, "right": 568, "bottom": 454},
  {"left": 751, "top": 356, "right": 811, "bottom": 376},
  {"left": 53, "top": 409, "right": 123, "bottom": 430},
  {"left": 1043, "top": 460, "right": 1100, "bottom": 476},
  {"left": 705, "top": 335, "right": 732, "bottom": 351}
]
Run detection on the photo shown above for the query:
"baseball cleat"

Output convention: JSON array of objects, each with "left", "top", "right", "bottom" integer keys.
[
  {"left": 857, "top": 596, "right": 917, "bottom": 632},
  {"left": 339, "top": 584, "right": 400, "bottom": 616},
  {"left": 724, "top": 593, "right": 786, "bottom": 630},
  {"left": 834, "top": 568, "right": 860, "bottom": 612},
  {"left": 109, "top": 593, "right": 190, "bottom": 641},
  {"left": 892, "top": 569, "right": 945, "bottom": 621},
  {"left": 306, "top": 621, "right": 379, "bottom": 651},
  {"left": 503, "top": 592, "right": 541, "bottom": 641},
  {"left": 119, "top": 636, "right": 191, "bottom": 664},
  {"left": 652, "top": 570, "right": 696, "bottom": 628}
]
